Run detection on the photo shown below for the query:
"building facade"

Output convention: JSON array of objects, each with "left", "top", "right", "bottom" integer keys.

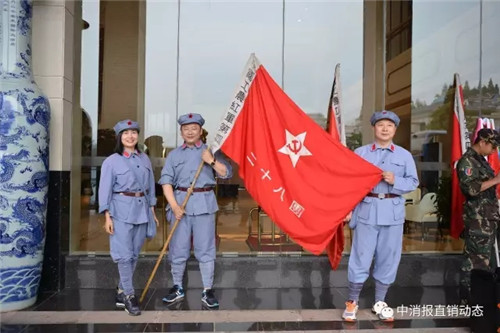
[{"left": 27, "top": 0, "right": 500, "bottom": 291}]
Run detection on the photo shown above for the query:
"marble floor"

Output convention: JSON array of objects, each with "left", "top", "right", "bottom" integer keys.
[{"left": 1, "top": 286, "right": 471, "bottom": 332}]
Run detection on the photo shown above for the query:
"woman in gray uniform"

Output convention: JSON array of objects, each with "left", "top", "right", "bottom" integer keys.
[{"left": 98, "top": 119, "right": 159, "bottom": 316}]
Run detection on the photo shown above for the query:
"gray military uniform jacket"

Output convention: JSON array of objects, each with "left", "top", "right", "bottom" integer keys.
[{"left": 99, "top": 151, "right": 157, "bottom": 224}]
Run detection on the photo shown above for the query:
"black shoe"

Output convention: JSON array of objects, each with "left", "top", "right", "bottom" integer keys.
[
  {"left": 201, "top": 289, "right": 219, "bottom": 308},
  {"left": 124, "top": 294, "right": 141, "bottom": 316},
  {"left": 162, "top": 285, "right": 185, "bottom": 303},
  {"left": 115, "top": 288, "right": 125, "bottom": 309},
  {"left": 166, "top": 299, "right": 187, "bottom": 311}
]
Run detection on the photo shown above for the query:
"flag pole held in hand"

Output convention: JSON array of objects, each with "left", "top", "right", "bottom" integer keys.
[{"left": 140, "top": 152, "right": 207, "bottom": 303}]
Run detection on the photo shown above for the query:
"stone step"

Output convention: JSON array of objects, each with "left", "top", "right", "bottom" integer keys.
[
  {"left": 66, "top": 255, "right": 462, "bottom": 289},
  {"left": 1, "top": 309, "right": 469, "bottom": 326},
  {"left": 228, "top": 330, "right": 469, "bottom": 333}
]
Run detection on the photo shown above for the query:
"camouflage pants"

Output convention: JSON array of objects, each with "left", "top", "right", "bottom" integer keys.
[{"left": 459, "top": 223, "right": 498, "bottom": 303}]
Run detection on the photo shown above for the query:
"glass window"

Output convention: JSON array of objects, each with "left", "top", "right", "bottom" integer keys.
[
  {"left": 79, "top": 0, "right": 145, "bottom": 252},
  {"left": 76, "top": 0, "right": 364, "bottom": 255},
  {"left": 144, "top": 1, "right": 178, "bottom": 149},
  {"left": 142, "top": 1, "right": 179, "bottom": 252},
  {"left": 480, "top": 1, "right": 500, "bottom": 118},
  {"left": 410, "top": 0, "right": 482, "bottom": 252},
  {"left": 283, "top": 0, "right": 363, "bottom": 134},
  {"left": 387, "top": 0, "right": 412, "bottom": 61},
  {"left": 175, "top": 1, "right": 282, "bottom": 253},
  {"left": 283, "top": 0, "right": 363, "bottom": 252},
  {"left": 76, "top": 0, "right": 499, "bottom": 255},
  {"left": 177, "top": 1, "right": 283, "bottom": 144},
  {"left": 79, "top": 0, "right": 102, "bottom": 252}
]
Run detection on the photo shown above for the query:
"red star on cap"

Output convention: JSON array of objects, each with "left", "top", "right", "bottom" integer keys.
[
  {"left": 188, "top": 114, "right": 193, "bottom": 118},
  {"left": 127, "top": 121, "right": 132, "bottom": 125},
  {"left": 382, "top": 111, "right": 387, "bottom": 114}
]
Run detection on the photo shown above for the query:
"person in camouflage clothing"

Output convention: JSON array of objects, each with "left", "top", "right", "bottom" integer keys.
[{"left": 456, "top": 128, "right": 500, "bottom": 304}]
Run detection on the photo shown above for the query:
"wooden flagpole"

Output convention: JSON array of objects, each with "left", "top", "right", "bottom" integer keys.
[{"left": 140, "top": 157, "right": 206, "bottom": 303}]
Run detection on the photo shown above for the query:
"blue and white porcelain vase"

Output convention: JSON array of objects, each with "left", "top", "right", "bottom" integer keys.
[{"left": 0, "top": 0, "right": 50, "bottom": 312}]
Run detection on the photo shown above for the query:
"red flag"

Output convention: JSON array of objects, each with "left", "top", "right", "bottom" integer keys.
[
  {"left": 450, "top": 74, "right": 470, "bottom": 239},
  {"left": 212, "top": 55, "right": 381, "bottom": 262},
  {"left": 487, "top": 123, "right": 500, "bottom": 199},
  {"left": 326, "top": 64, "right": 345, "bottom": 270}
]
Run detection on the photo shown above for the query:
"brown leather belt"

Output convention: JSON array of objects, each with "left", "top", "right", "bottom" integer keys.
[
  {"left": 115, "top": 192, "right": 145, "bottom": 197},
  {"left": 176, "top": 187, "right": 214, "bottom": 193},
  {"left": 366, "top": 193, "right": 400, "bottom": 199}
]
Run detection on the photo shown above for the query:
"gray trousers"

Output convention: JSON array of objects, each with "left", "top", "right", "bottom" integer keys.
[
  {"left": 168, "top": 213, "right": 216, "bottom": 289},
  {"left": 348, "top": 223, "right": 403, "bottom": 284},
  {"left": 110, "top": 221, "right": 147, "bottom": 296}
]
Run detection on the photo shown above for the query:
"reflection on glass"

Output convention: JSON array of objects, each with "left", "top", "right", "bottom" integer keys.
[
  {"left": 177, "top": 1, "right": 283, "bottom": 145},
  {"left": 79, "top": 0, "right": 148, "bottom": 252},
  {"left": 76, "top": 0, "right": 500, "bottom": 255},
  {"left": 480, "top": 1, "right": 500, "bottom": 125},
  {"left": 283, "top": 0, "right": 363, "bottom": 151},
  {"left": 409, "top": 0, "right": 500, "bottom": 252},
  {"left": 75, "top": 1, "right": 362, "bottom": 254},
  {"left": 144, "top": 1, "right": 178, "bottom": 148},
  {"left": 176, "top": 1, "right": 282, "bottom": 253},
  {"left": 79, "top": 0, "right": 101, "bottom": 252}
]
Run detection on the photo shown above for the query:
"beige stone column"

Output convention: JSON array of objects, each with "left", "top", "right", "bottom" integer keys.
[
  {"left": 361, "top": 0, "right": 386, "bottom": 144},
  {"left": 32, "top": 0, "right": 82, "bottom": 251},
  {"left": 33, "top": 0, "right": 79, "bottom": 171}
]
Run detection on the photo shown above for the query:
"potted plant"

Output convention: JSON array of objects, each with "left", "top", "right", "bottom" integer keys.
[{"left": 435, "top": 173, "right": 452, "bottom": 237}]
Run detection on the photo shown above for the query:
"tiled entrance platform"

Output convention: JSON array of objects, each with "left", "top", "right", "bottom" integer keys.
[
  {"left": 63, "top": 254, "right": 463, "bottom": 290},
  {"left": 1, "top": 255, "right": 472, "bottom": 332}
]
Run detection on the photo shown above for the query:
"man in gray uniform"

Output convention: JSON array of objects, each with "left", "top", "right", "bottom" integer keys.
[
  {"left": 343, "top": 111, "right": 419, "bottom": 322},
  {"left": 159, "top": 113, "right": 232, "bottom": 308}
]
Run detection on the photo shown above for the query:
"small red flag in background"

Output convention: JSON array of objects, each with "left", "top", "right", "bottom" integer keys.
[
  {"left": 326, "top": 63, "right": 346, "bottom": 270},
  {"left": 211, "top": 54, "right": 381, "bottom": 263},
  {"left": 488, "top": 132, "right": 500, "bottom": 200},
  {"left": 450, "top": 73, "right": 470, "bottom": 239}
]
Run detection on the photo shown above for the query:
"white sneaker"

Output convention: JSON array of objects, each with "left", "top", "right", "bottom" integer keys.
[
  {"left": 372, "top": 301, "right": 394, "bottom": 322},
  {"left": 342, "top": 300, "right": 358, "bottom": 322}
]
